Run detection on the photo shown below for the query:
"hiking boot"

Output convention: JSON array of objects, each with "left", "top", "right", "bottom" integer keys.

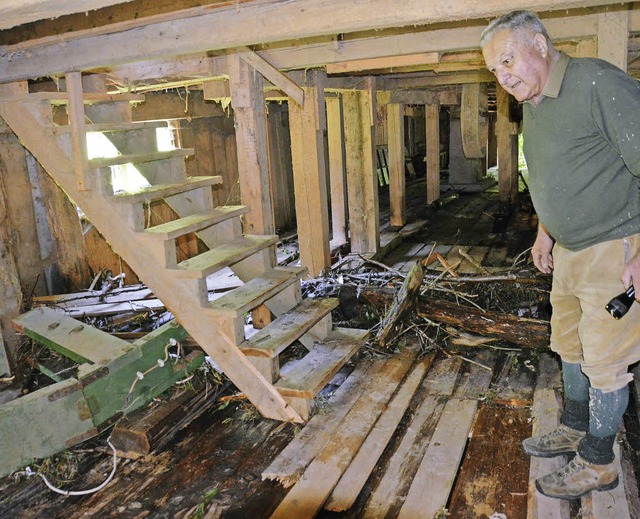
[
  {"left": 522, "top": 424, "right": 585, "bottom": 458},
  {"left": 535, "top": 454, "right": 618, "bottom": 500}
]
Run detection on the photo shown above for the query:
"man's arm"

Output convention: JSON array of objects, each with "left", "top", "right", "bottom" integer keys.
[{"left": 532, "top": 223, "right": 554, "bottom": 274}]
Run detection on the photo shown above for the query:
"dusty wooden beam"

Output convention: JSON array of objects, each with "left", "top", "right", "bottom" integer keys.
[
  {"left": 425, "top": 102, "right": 440, "bottom": 205},
  {"left": 0, "top": 0, "right": 134, "bottom": 30},
  {"left": 0, "top": 1, "right": 627, "bottom": 83},
  {"left": 327, "top": 96, "right": 348, "bottom": 246},
  {"left": 387, "top": 102, "right": 405, "bottom": 227}
]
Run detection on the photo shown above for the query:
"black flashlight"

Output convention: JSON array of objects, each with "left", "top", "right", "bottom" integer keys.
[{"left": 605, "top": 286, "right": 636, "bottom": 319}]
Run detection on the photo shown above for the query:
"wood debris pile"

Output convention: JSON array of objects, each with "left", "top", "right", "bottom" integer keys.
[{"left": 302, "top": 249, "right": 552, "bottom": 354}]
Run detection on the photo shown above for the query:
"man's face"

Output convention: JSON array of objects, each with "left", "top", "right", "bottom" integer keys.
[{"left": 482, "top": 29, "right": 550, "bottom": 104}]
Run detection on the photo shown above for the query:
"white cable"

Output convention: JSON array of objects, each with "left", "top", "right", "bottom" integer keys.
[{"left": 37, "top": 438, "right": 118, "bottom": 496}]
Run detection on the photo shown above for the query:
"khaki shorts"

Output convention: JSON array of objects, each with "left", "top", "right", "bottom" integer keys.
[{"left": 550, "top": 234, "right": 640, "bottom": 392}]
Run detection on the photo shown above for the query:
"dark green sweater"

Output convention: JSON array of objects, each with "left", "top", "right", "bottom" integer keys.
[{"left": 523, "top": 52, "right": 640, "bottom": 250}]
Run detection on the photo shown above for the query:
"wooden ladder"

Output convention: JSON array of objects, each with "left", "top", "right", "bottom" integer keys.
[{"left": 0, "top": 76, "right": 368, "bottom": 423}]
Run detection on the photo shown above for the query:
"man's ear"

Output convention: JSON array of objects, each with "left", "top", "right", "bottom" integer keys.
[{"left": 533, "top": 32, "right": 549, "bottom": 57}]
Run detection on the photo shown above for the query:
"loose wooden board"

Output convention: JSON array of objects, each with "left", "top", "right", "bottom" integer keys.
[
  {"left": 325, "top": 353, "right": 435, "bottom": 512},
  {"left": 397, "top": 397, "right": 479, "bottom": 518},
  {"left": 269, "top": 349, "right": 417, "bottom": 518}
]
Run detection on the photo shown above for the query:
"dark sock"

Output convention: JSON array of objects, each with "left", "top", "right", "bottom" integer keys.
[{"left": 560, "top": 399, "right": 589, "bottom": 431}]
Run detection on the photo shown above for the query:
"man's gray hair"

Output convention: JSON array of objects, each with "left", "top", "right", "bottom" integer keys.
[{"left": 480, "top": 10, "right": 552, "bottom": 49}]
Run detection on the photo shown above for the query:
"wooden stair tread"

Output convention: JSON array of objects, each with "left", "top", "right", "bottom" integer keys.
[
  {"left": 275, "top": 327, "right": 368, "bottom": 399},
  {"left": 6, "top": 91, "right": 146, "bottom": 105},
  {"left": 240, "top": 298, "right": 339, "bottom": 358},
  {"left": 54, "top": 121, "right": 169, "bottom": 135},
  {"left": 175, "top": 235, "right": 279, "bottom": 279},
  {"left": 89, "top": 148, "right": 194, "bottom": 168},
  {"left": 208, "top": 266, "right": 307, "bottom": 317},
  {"left": 110, "top": 175, "right": 222, "bottom": 204},
  {"left": 144, "top": 206, "right": 249, "bottom": 240},
  {"left": 12, "top": 307, "right": 133, "bottom": 365}
]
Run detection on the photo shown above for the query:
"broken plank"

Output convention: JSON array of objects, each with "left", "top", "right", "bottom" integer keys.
[
  {"left": 447, "top": 405, "right": 531, "bottom": 519},
  {"left": 362, "top": 394, "right": 446, "bottom": 518},
  {"left": 262, "top": 358, "right": 377, "bottom": 486},
  {"left": 13, "top": 306, "right": 134, "bottom": 364},
  {"left": 33, "top": 285, "right": 154, "bottom": 307},
  {"left": 375, "top": 261, "right": 424, "bottom": 347},
  {"left": 397, "top": 398, "right": 478, "bottom": 519},
  {"left": 325, "top": 353, "right": 435, "bottom": 512},
  {"left": 275, "top": 328, "right": 367, "bottom": 398},
  {"left": 269, "top": 348, "right": 417, "bottom": 518},
  {"left": 49, "top": 298, "right": 166, "bottom": 318},
  {"left": 451, "top": 349, "right": 496, "bottom": 399}
]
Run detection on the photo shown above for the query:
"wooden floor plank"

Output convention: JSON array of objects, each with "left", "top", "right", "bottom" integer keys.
[
  {"left": 397, "top": 398, "right": 479, "bottom": 519},
  {"left": 269, "top": 349, "right": 417, "bottom": 518},
  {"left": 324, "top": 353, "right": 435, "bottom": 512},
  {"left": 493, "top": 351, "right": 536, "bottom": 406},
  {"left": 262, "top": 358, "right": 377, "bottom": 486},
  {"left": 361, "top": 394, "right": 445, "bottom": 518},
  {"left": 527, "top": 390, "right": 571, "bottom": 519},
  {"left": 423, "top": 354, "right": 464, "bottom": 396},
  {"left": 447, "top": 405, "right": 531, "bottom": 519}
]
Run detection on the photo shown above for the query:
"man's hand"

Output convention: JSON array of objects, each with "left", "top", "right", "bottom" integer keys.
[
  {"left": 532, "top": 224, "right": 554, "bottom": 274},
  {"left": 622, "top": 251, "right": 640, "bottom": 302}
]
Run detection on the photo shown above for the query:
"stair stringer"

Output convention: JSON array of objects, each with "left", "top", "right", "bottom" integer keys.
[{"left": 0, "top": 86, "right": 303, "bottom": 424}]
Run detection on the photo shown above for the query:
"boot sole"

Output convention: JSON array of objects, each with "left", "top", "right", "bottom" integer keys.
[
  {"left": 535, "top": 476, "right": 619, "bottom": 501},
  {"left": 522, "top": 444, "right": 578, "bottom": 458}
]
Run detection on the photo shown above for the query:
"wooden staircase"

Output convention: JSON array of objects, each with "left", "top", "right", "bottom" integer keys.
[{"left": 0, "top": 76, "right": 368, "bottom": 423}]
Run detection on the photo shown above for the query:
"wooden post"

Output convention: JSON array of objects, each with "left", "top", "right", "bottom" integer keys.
[
  {"left": 65, "top": 71, "right": 89, "bottom": 192},
  {"left": 598, "top": 10, "right": 629, "bottom": 71},
  {"left": 343, "top": 78, "right": 379, "bottom": 255},
  {"left": 0, "top": 173, "right": 22, "bottom": 375},
  {"left": 326, "top": 96, "right": 348, "bottom": 246},
  {"left": 228, "top": 54, "right": 276, "bottom": 236},
  {"left": 288, "top": 70, "right": 331, "bottom": 276},
  {"left": 496, "top": 85, "right": 518, "bottom": 206},
  {"left": 387, "top": 102, "right": 405, "bottom": 227},
  {"left": 425, "top": 103, "right": 440, "bottom": 205}
]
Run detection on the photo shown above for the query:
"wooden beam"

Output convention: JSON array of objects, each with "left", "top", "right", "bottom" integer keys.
[
  {"left": 460, "top": 83, "right": 487, "bottom": 159},
  {"left": 598, "top": 9, "right": 630, "bottom": 71},
  {"left": 383, "top": 70, "right": 496, "bottom": 90},
  {"left": 65, "top": 71, "right": 90, "bottom": 191},
  {"left": 288, "top": 70, "right": 331, "bottom": 276},
  {"left": 236, "top": 48, "right": 304, "bottom": 106},
  {"left": 326, "top": 53, "right": 439, "bottom": 74},
  {"left": 0, "top": 0, "right": 134, "bottom": 30},
  {"left": 0, "top": 1, "right": 627, "bottom": 83},
  {"left": 228, "top": 54, "right": 275, "bottom": 236},
  {"left": 495, "top": 85, "right": 519, "bottom": 206},
  {"left": 343, "top": 79, "right": 379, "bottom": 254},
  {"left": 326, "top": 96, "right": 348, "bottom": 246},
  {"left": 387, "top": 102, "right": 405, "bottom": 227},
  {"left": 426, "top": 103, "right": 440, "bottom": 205},
  {"left": 389, "top": 89, "right": 459, "bottom": 106}
]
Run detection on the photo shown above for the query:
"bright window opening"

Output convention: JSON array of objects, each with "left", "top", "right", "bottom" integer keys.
[
  {"left": 86, "top": 132, "right": 151, "bottom": 193},
  {"left": 156, "top": 126, "right": 177, "bottom": 151}
]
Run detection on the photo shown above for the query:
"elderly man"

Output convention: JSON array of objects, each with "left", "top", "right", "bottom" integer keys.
[{"left": 482, "top": 11, "right": 640, "bottom": 500}]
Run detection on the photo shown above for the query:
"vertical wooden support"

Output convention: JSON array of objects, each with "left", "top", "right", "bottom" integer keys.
[
  {"left": 425, "top": 103, "right": 440, "bottom": 205},
  {"left": 598, "top": 10, "right": 629, "bottom": 71},
  {"left": 0, "top": 174, "right": 22, "bottom": 375},
  {"left": 387, "top": 102, "right": 405, "bottom": 227},
  {"left": 496, "top": 85, "right": 518, "bottom": 206},
  {"left": 288, "top": 70, "right": 331, "bottom": 276},
  {"left": 343, "top": 79, "right": 379, "bottom": 255},
  {"left": 326, "top": 96, "right": 348, "bottom": 246},
  {"left": 65, "top": 72, "right": 89, "bottom": 192},
  {"left": 228, "top": 54, "right": 275, "bottom": 236}
]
